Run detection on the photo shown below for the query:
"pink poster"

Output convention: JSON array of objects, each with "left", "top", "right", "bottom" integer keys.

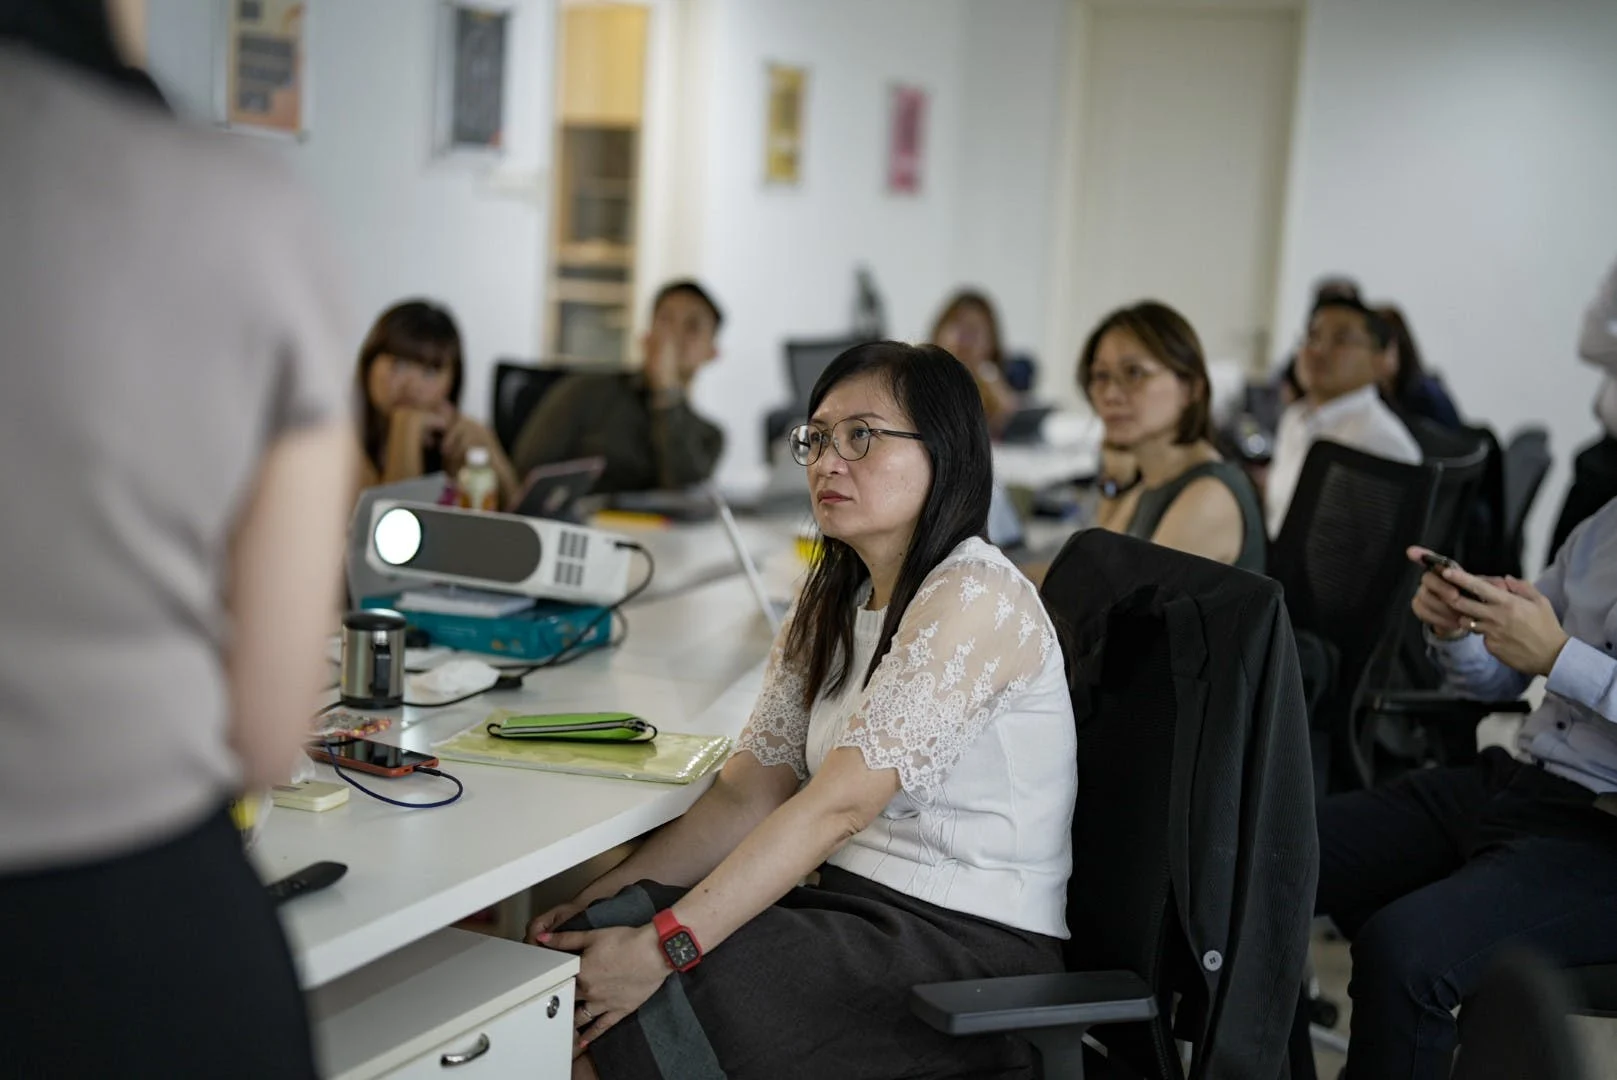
[{"left": 887, "top": 85, "right": 927, "bottom": 195}]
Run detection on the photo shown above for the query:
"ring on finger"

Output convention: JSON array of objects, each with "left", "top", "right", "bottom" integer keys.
[
  {"left": 578, "top": 1004, "right": 593, "bottom": 1024},
  {"left": 1467, "top": 618, "right": 1478, "bottom": 633}
]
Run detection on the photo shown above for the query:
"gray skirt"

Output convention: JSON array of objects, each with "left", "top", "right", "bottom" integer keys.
[{"left": 566, "top": 865, "right": 1065, "bottom": 1080}]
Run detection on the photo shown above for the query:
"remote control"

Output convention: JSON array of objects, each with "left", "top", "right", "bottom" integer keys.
[{"left": 265, "top": 861, "right": 348, "bottom": 905}]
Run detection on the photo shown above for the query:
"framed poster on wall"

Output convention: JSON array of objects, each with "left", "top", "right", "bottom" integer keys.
[
  {"left": 886, "top": 84, "right": 927, "bottom": 195},
  {"left": 435, "top": 2, "right": 510, "bottom": 155},
  {"left": 216, "top": 0, "right": 308, "bottom": 137},
  {"left": 764, "top": 63, "right": 807, "bottom": 185}
]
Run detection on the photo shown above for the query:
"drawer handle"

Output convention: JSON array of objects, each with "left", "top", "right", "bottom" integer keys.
[{"left": 440, "top": 1033, "right": 491, "bottom": 1067}]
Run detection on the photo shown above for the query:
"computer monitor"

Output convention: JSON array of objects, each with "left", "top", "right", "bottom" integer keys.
[{"left": 785, "top": 336, "right": 867, "bottom": 410}]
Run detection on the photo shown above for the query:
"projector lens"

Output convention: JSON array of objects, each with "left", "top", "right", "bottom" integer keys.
[{"left": 375, "top": 507, "right": 423, "bottom": 566}]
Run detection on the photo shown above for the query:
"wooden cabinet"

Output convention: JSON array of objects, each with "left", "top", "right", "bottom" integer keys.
[{"left": 547, "top": 4, "right": 649, "bottom": 365}]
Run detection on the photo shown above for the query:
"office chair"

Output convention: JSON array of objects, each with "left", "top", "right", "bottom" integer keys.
[
  {"left": 490, "top": 360, "right": 578, "bottom": 453},
  {"left": 1550, "top": 435, "right": 1617, "bottom": 559},
  {"left": 1501, "top": 426, "right": 1552, "bottom": 572},
  {"left": 1403, "top": 418, "right": 1502, "bottom": 566},
  {"left": 911, "top": 531, "right": 1316, "bottom": 1079},
  {"left": 1267, "top": 442, "right": 1440, "bottom": 795},
  {"left": 1350, "top": 435, "right": 1493, "bottom": 786},
  {"left": 1452, "top": 950, "right": 1588, "bottom": 1080}
]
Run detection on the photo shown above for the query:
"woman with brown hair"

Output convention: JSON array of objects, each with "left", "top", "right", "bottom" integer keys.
[
  {"left": 1376, "top": 303, "right": 1463, "bottom": 430},
  {"left": 356, "top": 299, "right": 518, "bottom": 501},
  {"left": 1079, "top": 301, "right": 1266, "bottom": 571},
  {"left": 929, "top": 289, "right": 1022, "bottom": 436}
]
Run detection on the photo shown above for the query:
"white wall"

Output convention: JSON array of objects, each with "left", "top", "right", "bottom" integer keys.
[
  {"left": 954, "top": 0, "right": 1069, "bottom": 379},
  {"left": 677, "top": 0, "right": 1070, "bottom": 485},
  {"left": 681, "top": 0, "right": 968, "bottom": 484},
  {"left": 142, "top": 0, "right": 1071, "bottom": 489},
  {"left": 1276, "top": 0, "right": 1617, "bottom": 570},
  {"left": 145, "top": 0, "right": 557, "bottom": 424}
]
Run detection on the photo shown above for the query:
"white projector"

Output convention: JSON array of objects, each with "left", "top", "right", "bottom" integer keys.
[{"left": 365, "top": 501, "right": 634, "bottom": 606}]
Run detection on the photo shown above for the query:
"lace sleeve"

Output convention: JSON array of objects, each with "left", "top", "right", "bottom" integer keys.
[
  {"left": 731, "top": 607, "right": 811, "bottom": 780},
  {"left": 835, "top": 558, "right": 1056, "bottom": 797}
]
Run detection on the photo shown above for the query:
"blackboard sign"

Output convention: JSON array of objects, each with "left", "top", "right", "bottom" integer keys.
[{"left": 441, "top": 3, "right": 507, "bottom": 152}]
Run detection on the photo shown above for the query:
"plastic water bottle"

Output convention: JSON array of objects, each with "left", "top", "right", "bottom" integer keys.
[{"left": 456, "top": 446, "right": 499, "bottom": 512}]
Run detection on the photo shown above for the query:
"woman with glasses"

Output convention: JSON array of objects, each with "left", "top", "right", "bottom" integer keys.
[
  {"left": 355, "top": 299, "right": 518, "bottom": 502},
  {"left": 1079, "top": 301, "right": 1266, "bottom": 572},
  {"left": 528, "top": 342, "right": 1077, "bottom": 1080}
]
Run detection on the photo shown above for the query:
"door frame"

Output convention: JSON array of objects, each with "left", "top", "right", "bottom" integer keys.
[{"left": 1039, "top": 0, "right": 1305, "bottom": 407}]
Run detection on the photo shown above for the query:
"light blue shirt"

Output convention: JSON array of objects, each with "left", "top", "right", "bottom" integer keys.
[{"left": 1431, "top": 498, "right": 1617, "bottom": 792}]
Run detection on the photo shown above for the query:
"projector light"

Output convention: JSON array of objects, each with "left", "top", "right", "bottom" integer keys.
[{"left": 375, "top": 507, "right": 423, "bottom": 566}]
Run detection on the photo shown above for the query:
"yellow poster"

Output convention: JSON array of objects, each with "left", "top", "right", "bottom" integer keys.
[
  {"left": 226, "top": 0, "right": 306, "bottom": 135},
  {"left": 764, "top": 63, "right": 806, "bottom": 185}
]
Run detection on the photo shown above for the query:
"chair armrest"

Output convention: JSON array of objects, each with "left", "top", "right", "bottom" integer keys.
[
  {"left": 910, "top": 970, "right": 1157, "bottom": 1036},
  {"left": 1368, "top": 690, "right": 1531, "bottom": 718}
]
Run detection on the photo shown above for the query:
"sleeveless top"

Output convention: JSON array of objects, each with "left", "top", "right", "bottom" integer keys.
[{"left": 1125, "top": 460, "right": 1267, "bottom": 573}]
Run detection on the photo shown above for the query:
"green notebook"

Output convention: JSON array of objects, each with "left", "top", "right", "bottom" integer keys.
[{"left": 434, "top": 710, "right": 731, "bottom": 785}]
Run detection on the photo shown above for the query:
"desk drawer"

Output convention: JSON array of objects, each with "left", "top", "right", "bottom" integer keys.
[
  {"left": 311, "top": 929, "right": 579, "bottom": 1080},
  {"left": 387, "top": 977, "right": 573, "bottom": 1079}
]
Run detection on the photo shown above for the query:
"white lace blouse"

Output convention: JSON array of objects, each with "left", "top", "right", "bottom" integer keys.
[{"left": 734, "top": 537, "right": 1078, "bottom": 939}]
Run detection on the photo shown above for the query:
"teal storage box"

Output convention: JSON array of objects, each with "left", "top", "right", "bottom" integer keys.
[{"left": 362, "top": 596, "right": 613, "bottom": 662}]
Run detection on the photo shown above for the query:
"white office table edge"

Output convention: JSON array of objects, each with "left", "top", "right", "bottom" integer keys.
[{"left": 288, "top": 771, "right": 715, "bottom": 988}]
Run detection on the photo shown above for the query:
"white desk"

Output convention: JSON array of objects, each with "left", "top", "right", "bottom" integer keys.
[
  {"left": 258, "top": 573, "right": 776, "bottom": 990},
  {"left": 594, "top": 506, "right": 810, "bottom": 601},
  {"left": 993, "top": 409, "right": 1104, "bottom": 491}
]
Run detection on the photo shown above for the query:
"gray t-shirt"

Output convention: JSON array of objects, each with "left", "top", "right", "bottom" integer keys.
[{"left": 0, "top": 48, "right": 352, "bottom": 871}]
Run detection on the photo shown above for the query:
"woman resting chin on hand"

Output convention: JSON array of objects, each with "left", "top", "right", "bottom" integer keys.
[
  {"left": 528, "top": 342, "right": 1079, "bottom": 1080},
  {"left": 355, "top": 300, "right": 518, "bottom": 503}
]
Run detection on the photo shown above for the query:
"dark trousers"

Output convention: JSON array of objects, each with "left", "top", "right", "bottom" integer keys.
[
  {"left": 0, "top": 806, "right": 316, "bottom": 1079},
  {"left": 1550, "top": 435, "right": 1617, "bottom": 559},
  {"left": 1316, "top": 748, "right": 1617, "bottom": 1080}
]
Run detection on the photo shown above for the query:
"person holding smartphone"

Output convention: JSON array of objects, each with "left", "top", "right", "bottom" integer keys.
[{"left": 1310, "top": 497, "right": 1617, "bottom": 1078}]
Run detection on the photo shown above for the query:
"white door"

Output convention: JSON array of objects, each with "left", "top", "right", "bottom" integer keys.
[{"left": 1059, "top": 4, "right": 1300, "bottom": 403}]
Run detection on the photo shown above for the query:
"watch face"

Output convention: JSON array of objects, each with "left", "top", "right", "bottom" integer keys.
[{"left": 663, "top": 930, "right": 700, "bottom": 969}]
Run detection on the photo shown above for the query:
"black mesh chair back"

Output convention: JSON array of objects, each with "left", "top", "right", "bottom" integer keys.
[
  {"left": 1356, "top": 432, "right": 1491, "bottom": 785},
  {"left": 1268, "top": 442, "right": 1439, "bottom": 792},
  {"left": 491, "top": 361, "right": 576, "bottom": 453},
  {"left": 1502, "top": 427, "right": 1552, "bottom": 571},
  {"left": 1405, "top": 419, "right": 1491, "bottom": 561}
]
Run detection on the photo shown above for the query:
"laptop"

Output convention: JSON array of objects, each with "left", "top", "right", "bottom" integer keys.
[
  {"left": 511, "top": 457, "right": 605, "bottom": 523},
  {"left": 998, "top": 405, "right": 1054, "bottom": 445}
]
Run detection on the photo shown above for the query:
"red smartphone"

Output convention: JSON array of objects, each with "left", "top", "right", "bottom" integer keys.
[{"left": 306, "top": 738, "right": 438, "bottom": 778}]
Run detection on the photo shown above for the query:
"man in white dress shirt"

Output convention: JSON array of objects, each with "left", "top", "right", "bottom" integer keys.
[{"left": 1266, "top": 296, "right": 1422, "bottom": 536}]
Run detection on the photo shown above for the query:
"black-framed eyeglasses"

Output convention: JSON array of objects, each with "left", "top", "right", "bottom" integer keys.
[{"left": 788, "top": 418, "right": 924, "bottom": 466}]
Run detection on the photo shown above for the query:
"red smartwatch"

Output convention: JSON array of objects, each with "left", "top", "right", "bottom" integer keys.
[{"left": 652, "top": 909, "right": 703, "bottom": 973}]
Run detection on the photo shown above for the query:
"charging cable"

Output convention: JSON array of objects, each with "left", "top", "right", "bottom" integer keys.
[
  {"left": 311, "top": 544, "right": 656, "bottom": 806},
  {"left": 322, "top": 739, "right": 465, "bottom": 809}
]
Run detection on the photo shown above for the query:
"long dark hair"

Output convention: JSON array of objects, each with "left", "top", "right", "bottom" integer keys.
[
  {"left": 786, "top": 341, "right": 994, "bottom": 707},
  {"left": 1077, "top": 300, "right": 1212, "bottom": 444},
  {"left": 0, "top": 0, "right": 170, "bottom": 108},
  {"left": 355, "top": 300, "right": 464, "bottom": 471},
  {"left": 1376, "top": 303, "right": 1426, "bottom": 404}
]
